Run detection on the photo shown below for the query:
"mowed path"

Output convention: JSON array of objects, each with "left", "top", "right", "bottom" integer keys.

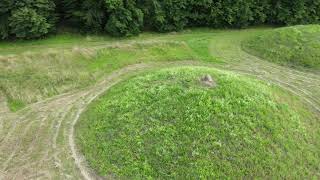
[
  {"left": 0, "top": 31, "right": 320, "bottom": 179},
  {"left": 210, "top": 31, "right": 320, "bottom": 115},
  {"left": 0, "top": 61, "right": 204, "bottom": 180}
]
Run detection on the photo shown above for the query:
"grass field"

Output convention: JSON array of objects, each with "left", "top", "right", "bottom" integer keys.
[
  {"left": 0, "top": 30, "right": 219, "bottom": 111},
  {"left": 76, "top": 67, "right": 319, "bottom": 178},
  {"left": 0, "top": 26, "right": 319, "bottom": 179}
]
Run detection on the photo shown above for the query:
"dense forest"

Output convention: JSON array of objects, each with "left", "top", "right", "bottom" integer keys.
[{"left": 0, "top": 0, "right": 319, "bottom": 39}]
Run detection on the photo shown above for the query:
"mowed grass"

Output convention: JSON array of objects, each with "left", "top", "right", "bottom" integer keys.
[
  {"left": 76, "top": 67, "right": 319, "bottom": 179},
  {"left": 242, "top": 25, "right": 320, "bottom": 70}
]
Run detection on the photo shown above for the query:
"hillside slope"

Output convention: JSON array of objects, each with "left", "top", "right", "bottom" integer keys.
[{"left": 243, "top": 25, "right": 320, "bottom": 70}]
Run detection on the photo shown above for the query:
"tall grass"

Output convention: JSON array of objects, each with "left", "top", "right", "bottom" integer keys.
[{"left": 0, "top": 37, "right": 216, "bottom": 111}]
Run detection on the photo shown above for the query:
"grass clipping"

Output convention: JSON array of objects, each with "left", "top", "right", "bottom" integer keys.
[{"left": 76, "top": 67, "right": 318, "bottom": 178}]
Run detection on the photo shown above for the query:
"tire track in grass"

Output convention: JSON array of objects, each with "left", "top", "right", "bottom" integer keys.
[
  {"left": 209, "top": 34, "right": 320, "bottom": 115},
  {"left": 0, "top": 47, "right": 319, "bottom": 179},
  {"left": 1, "top": 108, "right": 65, "bottom": 178},
  {"left": 234, "top": 57, "right": 320, "bottom": 113},
  {"left": 0, "top": 30, "right": 319, "bottom": 179},
  {"left": 2, "top": 95, "right": 87, "bottom": 179},
  {"left": 1, "top": 120, "right": 37, "bottom": 171},
  {"left": 0, "top": 61, "right": 204, "bottom": 179},
  {"left": 0, "top": 111, "right": 33, "bottom": 147},
  {"left": 1, "top": 58, "right": 319, "bottom": 179},
  {"left": 231, "top": 62, "right": 320, "bottom": 107}
]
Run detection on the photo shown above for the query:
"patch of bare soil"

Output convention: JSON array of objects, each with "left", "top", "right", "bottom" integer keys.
[{"left": 200, "top": 74, "right": 217, "bottom": 87}]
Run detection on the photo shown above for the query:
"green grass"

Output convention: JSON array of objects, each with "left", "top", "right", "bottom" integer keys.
[
  {"left": 0, "top": 33, "right": 113, "bottom": 55},
  {"left": 0, "top": 26, "right": 318, "bottom": 113},
  {"left": 0, "top": 39, "right": 216, "bottom": 111},
  {"left": 242, "top": 25, "right": 320, "bottom": 70},
  {"left": 7, "top": 98, "right": 26, "bottom": 112},
  {"left": 0, "top": 27, "right": 260, "bottom": 112},
  {"left": 76, "top": 67, "right": 319, "bottom": 179},
  {"left": 88, "top": 42, "right": 199, "bottom": 73}
]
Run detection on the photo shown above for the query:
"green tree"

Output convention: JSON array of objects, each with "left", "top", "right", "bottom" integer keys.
[
  {"left": 1, "top": 0, "right": 320, "bottom": 39},
  {"left": 0, "top": 0, "right": 55, "bottom": 39},
  {"left": 9, "top": 8, "right": 50, "bottom": 39},
  {"left": 0, "top": 0, "right": 14, "bottom": 39},
  {"left": 145, "top": 0, "right": 188, "bottom": 32},
  {"left": 105, "top": 0, "right": 144, "bottom": 36}
]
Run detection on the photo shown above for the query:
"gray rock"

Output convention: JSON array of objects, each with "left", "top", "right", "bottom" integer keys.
[{"left": 200, "top": 74, "right": 216, "bottom": 87}]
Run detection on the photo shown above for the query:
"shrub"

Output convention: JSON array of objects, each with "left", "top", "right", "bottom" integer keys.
[
  {"left": 0, "top": 0, "right": 55, "bottom": 39},
  {"left": 1, "top": 0, "right": 320, "bottom": 38},
  {"left": 9, "top": 8, "right": 50, "bottom": 39},
  {"left": 79, "top": 0, "right": 107, "bottom": 33},
  {"left": 148, "top": 0, "right": 188, "bottom": 32},
  {"left": 0, "top": 0, "right": 13, "bottom": 39},
  {"left": 105, "top": 0, "right": 144, "bottom": 36}
]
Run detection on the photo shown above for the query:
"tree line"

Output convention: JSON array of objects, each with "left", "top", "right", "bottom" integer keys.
[{"left": 0, "top": 0, "right": 319, "bottom": 39}]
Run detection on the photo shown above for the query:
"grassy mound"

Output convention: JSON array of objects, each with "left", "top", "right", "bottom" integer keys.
[
  {"left": 243, "top": 25, "right": 320, "bottom": 70},
  {"left": 76, "top": 67, "right": 318, "bottom": 178}
]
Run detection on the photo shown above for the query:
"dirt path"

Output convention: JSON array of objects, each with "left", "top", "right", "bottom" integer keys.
[
  {"left": 209, "top": 33, "right": 320, "bottom": 115},
  {"left": 0, "top": 61, "right": 205, "bottom": 180}
]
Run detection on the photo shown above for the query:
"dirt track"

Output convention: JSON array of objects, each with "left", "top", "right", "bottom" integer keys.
[
  {"left": 210, "top": 34, "right": 320, "bottom": 114},
  {"left": 0, "top": 61, "right": 205, "bottom": 179}
]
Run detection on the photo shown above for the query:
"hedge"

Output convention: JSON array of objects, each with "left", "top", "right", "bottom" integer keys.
[{"left": 0, "top": 0, "right": 319, "bottom": 39}]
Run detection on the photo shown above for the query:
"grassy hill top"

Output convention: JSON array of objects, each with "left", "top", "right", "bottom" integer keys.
[{"left": 76, "top": 67, "right": 319, "bottom": 178}]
